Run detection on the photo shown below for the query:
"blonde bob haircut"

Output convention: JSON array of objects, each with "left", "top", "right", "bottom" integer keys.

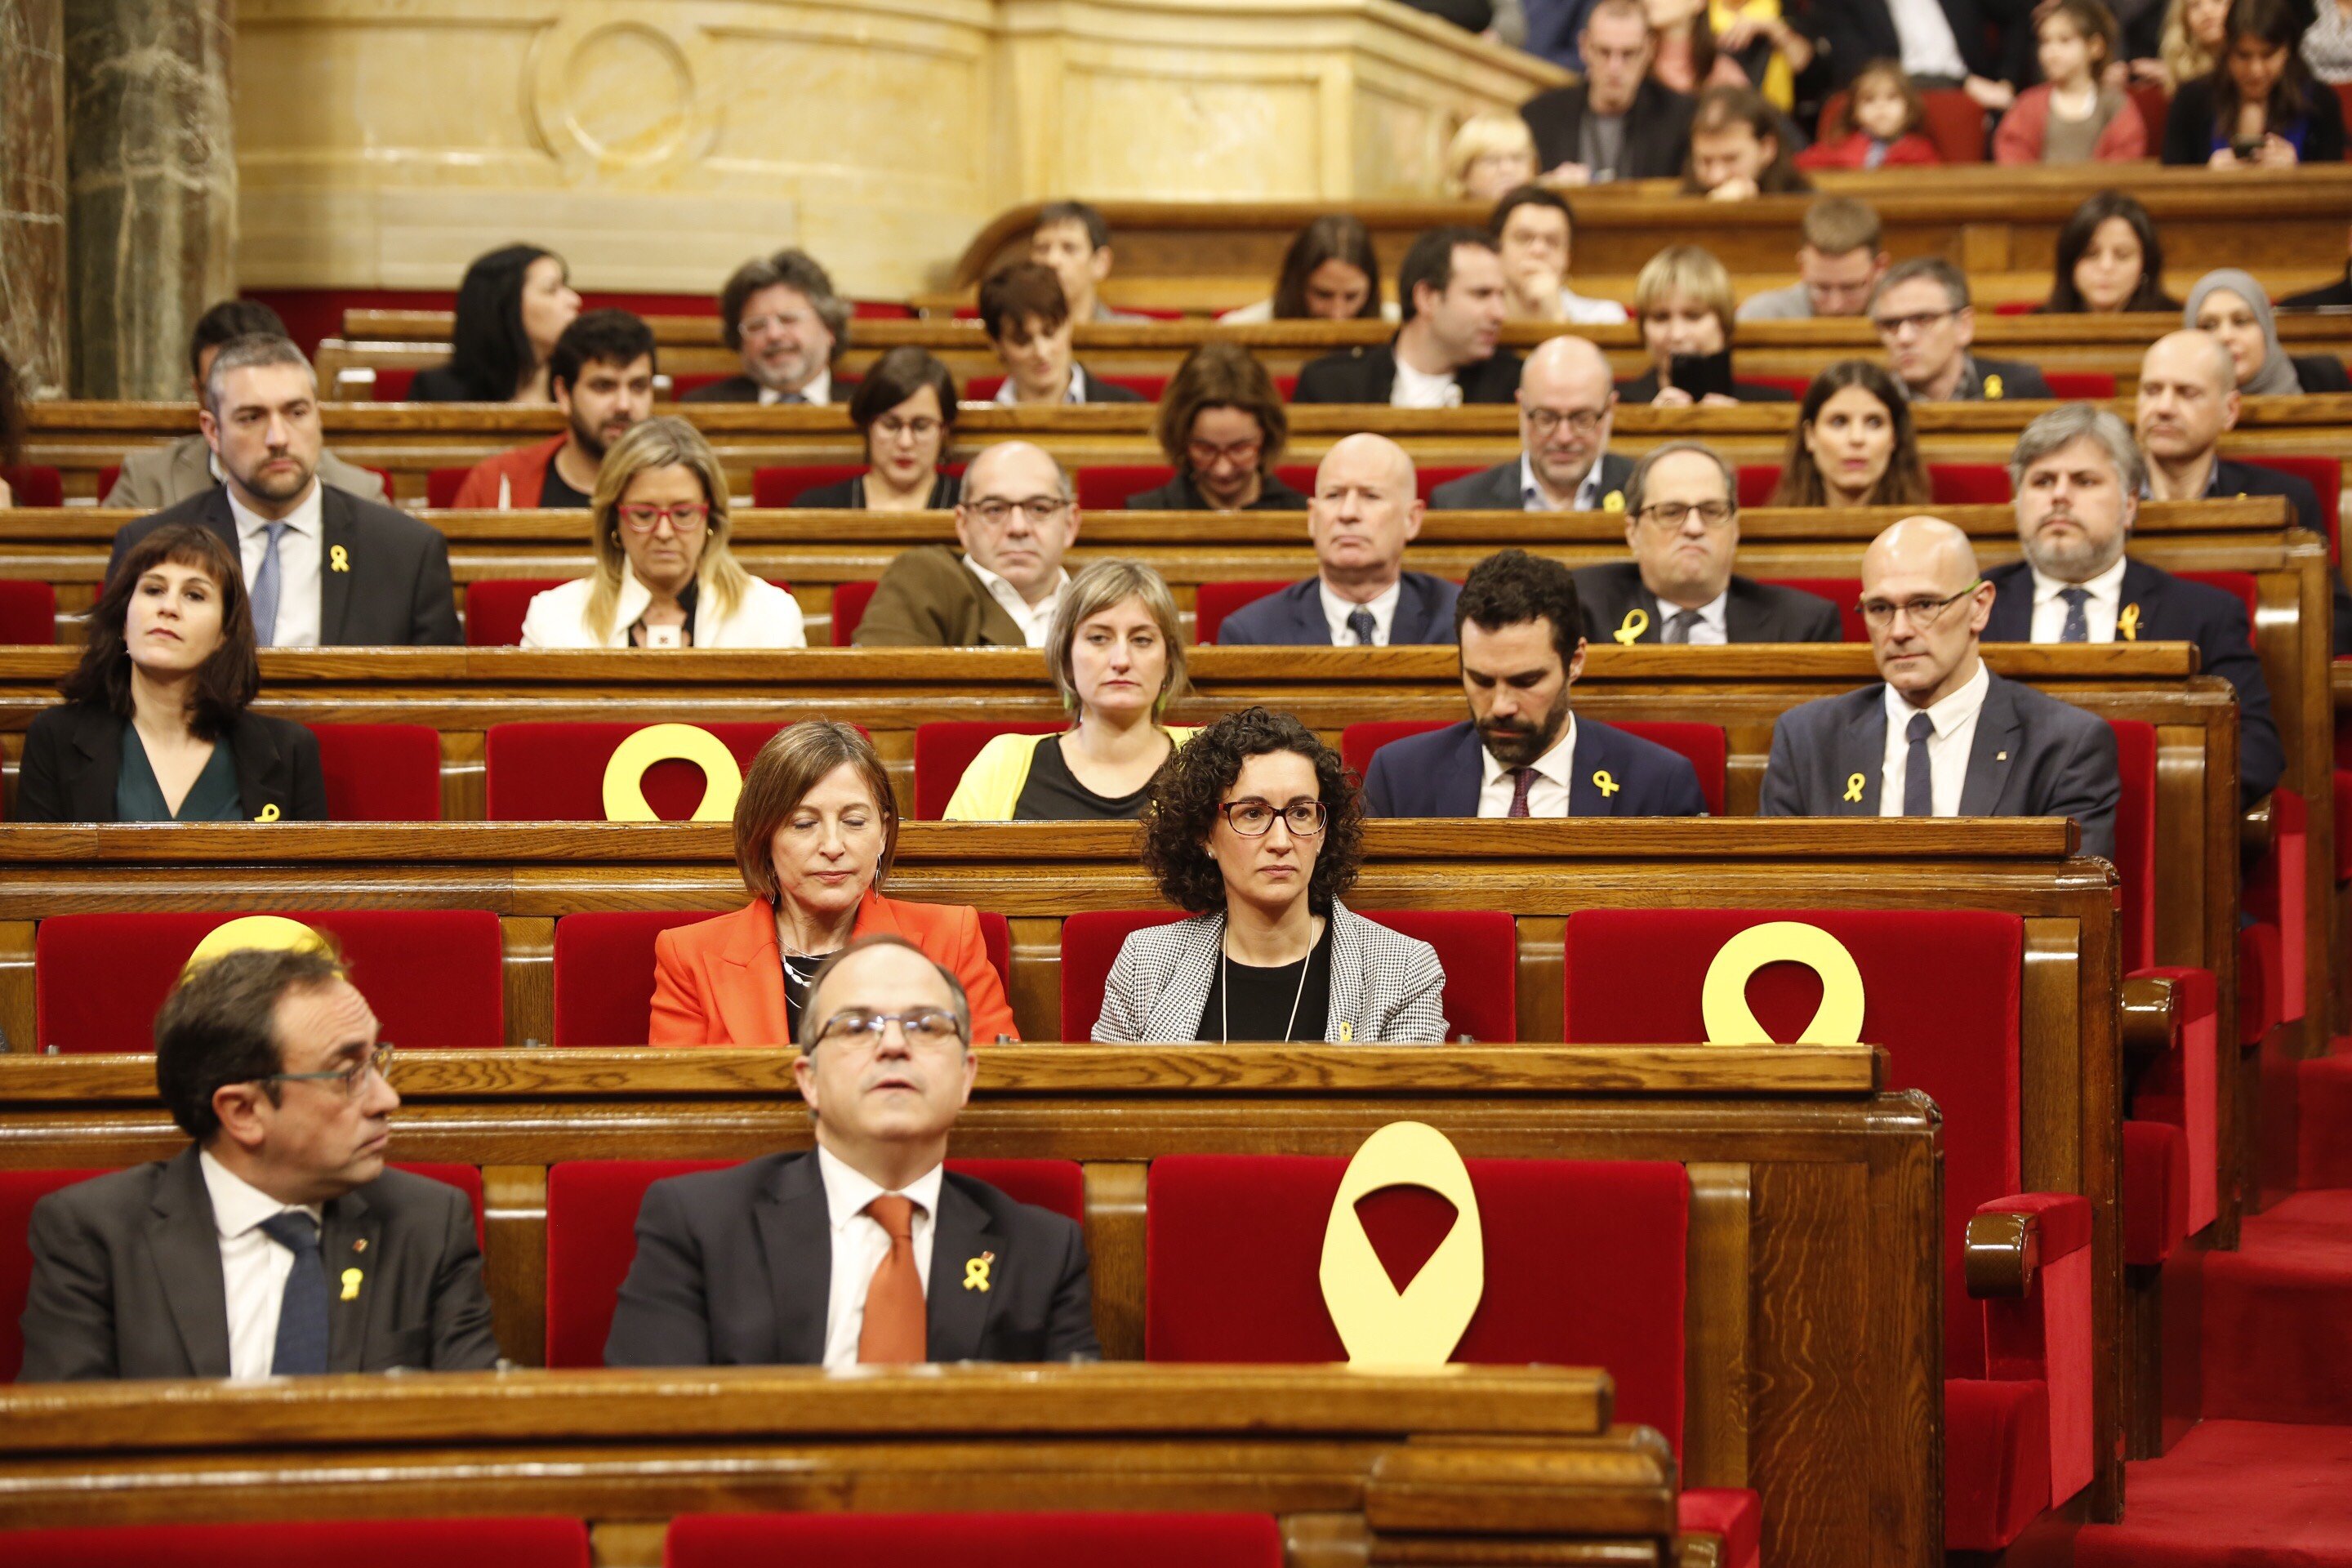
[
  {"left": 1045, "top": 558, "right": 1190, "bottom": 719},
  {"left": 1633, "top": 245, "right": 1738, "bottom": 340},
  {"left": 585, "top": 416, "right": 754, "bottom": 644},
  {"left": 732, "top": 720, "right": 900, "bottom": 902},
  {"left": 1444, "top": 111, "right": 1537, "bottom": 198}
]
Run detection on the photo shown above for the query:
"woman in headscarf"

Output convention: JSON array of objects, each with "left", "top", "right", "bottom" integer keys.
[{"left": 2185, "top": 269, "right": 2352, "bottom": 395}]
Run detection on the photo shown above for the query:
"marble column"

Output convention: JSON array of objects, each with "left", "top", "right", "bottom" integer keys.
[
  {"left": 0, "top": 0, "right": 69, "bottom": 399},
  {"left": 63, "top": 0, "right": 235, "bottom": 400}
]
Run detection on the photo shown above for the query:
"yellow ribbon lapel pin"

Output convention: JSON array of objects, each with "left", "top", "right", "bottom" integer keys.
[
  {"left": 340, "top": 1267, "right": 363, "bottom": 1302},
  {"left": 1842, "top": 773, "right": 1867, "bottom": 804},
  {"left": 1613, "top": 607, "right": 1649, "bottom": 645},
  {"left": 1601, "top": 490, "right": 1625, "bottom": 513},
  {"left": 964, "top": 1252, "right": 994, "bottom": 1292},
  {"left": 254, "top": 804, "right": 281, "bottom": 822},
  {"left": 329, "top": 545, "right": 351, "bottom": 572},
  {"left": 1983, "top": 373, "right": 2004, "bottom": 399},
  {"left": 1592, "top": 769, "right": 1620, "bottom": 798},
  {"left": 2118, "top": 604, "right": 2140, "bottom": 641}
]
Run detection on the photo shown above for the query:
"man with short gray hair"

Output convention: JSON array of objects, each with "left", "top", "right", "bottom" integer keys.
[
  {"left": 1870, "top": 258, "right": 2051, "bottom": 403},
  {"left": 1980, "top": 404, "right": 2282, "bottom": 803}
]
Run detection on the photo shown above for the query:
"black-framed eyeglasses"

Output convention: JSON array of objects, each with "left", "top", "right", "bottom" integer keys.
[
  {"left": 813, "top": 1008, "right": 967, "bottom": 1049},
  {"left": 1636, "top": 500, "right": 1735, "bottom": 531},
  {"left": 1219, "top": 800, "right": 1329, "bottom": 837},
  {"left": 1871, "top": 308, "right": 1956, "bottom": 336},
  {"left": 1857, "top": 582, "right": 1983, "bottom": 630},
  {"left": 964, "top": 497, "right": 1071, "bottom": 527},
  {"left": 1524, "top": 408, "right": 1606, "bottom": 438},
  {"left": 257, "top": 1045, "right": 394, "bottom": 1100}
]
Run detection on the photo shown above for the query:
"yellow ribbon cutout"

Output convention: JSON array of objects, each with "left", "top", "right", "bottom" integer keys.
[
  {"left": 1319, "top": 1121, "right": 1484, "bottom": 1365},
  {"left": 340, "top": 1267, "right": 363, "bottom": 1302},
  {"left": 1592, "top": 770, "right": 1620, "bottom": 797},
  {"left": 1337, "top": 1020, "right": 1354, "bottom": 1042},
  {"left": 1983, "top": 373, "right": 2004, "bottom": 399},
  {"left": 181, "top": 916, "right": 333, "bottom": 978},
  {"left": 1601, "top": 490, "right": 1625, "bottom": 513},
  {"left": 328, "top": 545, "right": 350, "bottom": 572},
  {"left": 1842, "top": 773, "right": 1866, "bottom": 804},
  {"left": 2118, "top": 604, "right": 2140, "bottom": 641},
  {"left": 963, "top": 1255, "right": 992, "bottom": 1292},
  {"left": 600, "top": 724, "right": 744, "bottom": 822},
  {"left": 1700, "top": 922, "right": 1868, "bottom": 1045},
  {"left": 254, "top": 803, "right": 281, "bottom": 822},
  {"left": 1612, "top": 607, "right": 1649, "bottom": 645}
]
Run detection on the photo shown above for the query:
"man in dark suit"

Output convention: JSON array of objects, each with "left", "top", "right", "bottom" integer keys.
[
  {"left": 105, "top": 336, "right": 460, "bottom": 647},
  {"left": 1802, "top": 0, "right": 2022, "bottom": 90},
  {"left": 20, "top": 938, "right": 500, "bottom": 1380},
  {"left": 1519, "top": 0, "right": 1698, "bottom": 182},
  {"left": 855, "top": 442, "right": 1078, "bottom": 648},
  {"left": 1572, "top": 440, "right": 1844, "bottom": 645},
  {"left": 1984, "top": 404, "right": 2283, "bottom": 804},
  {"left": 1432, "top": 336, "right": 1635, "bottom": 511},
  {"left": 1761, "top": 516, "right": 2119, "bottom": 861},
  {"left": 680, "top": 249, "right": 852, "bottom": 405},
  {"left": 1364, "top": 549, "right": 1709, "bottom": 817},
  {"left": 1218, "top": 434, "right": 1459, "bottom": 646},
  {"left": 605, "top": 935, "right": 1099, "bottom": 1368},
  {"left": 1870, "top": 259, "right": 2052, "bottom": 404},
  {"left": 1292, "top": 228, "right": 1517, "bottom": 407}
]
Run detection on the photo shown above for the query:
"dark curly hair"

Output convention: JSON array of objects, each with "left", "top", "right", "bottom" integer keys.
[{"left": 1139, "top": 707, "right": 1365, "bottom": 917}]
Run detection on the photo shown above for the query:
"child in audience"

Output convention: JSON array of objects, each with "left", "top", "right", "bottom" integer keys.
[
  {"left": 1794, "top": 61, "right": 1940, "bottom": 169},
  {"left": 1445, "top": 113, "right": 1539, "bottom": 202},
  {"left": 1994, "top": 0, "right": 2149, "bottom": 162}
]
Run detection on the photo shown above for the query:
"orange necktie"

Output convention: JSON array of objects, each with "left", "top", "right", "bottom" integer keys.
[{"left": 858, "top": 1193, "right": 926, "bottom": 1364}]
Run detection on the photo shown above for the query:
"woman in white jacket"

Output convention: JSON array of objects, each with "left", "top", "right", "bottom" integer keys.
[{"left": 520, "top": 416, "right": 806, "bottom": 649}]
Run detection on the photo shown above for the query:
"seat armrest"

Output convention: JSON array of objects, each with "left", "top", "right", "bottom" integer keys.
[
  {"left": 1967, "top": 1193, "right": 2092, "bottom": 1298},
  {"left": 2242, "top": 792, "right": 2274, "bottom": 857},
  {"left": 2121, "top": 973, "right": 2179, "bottom": 1067}
]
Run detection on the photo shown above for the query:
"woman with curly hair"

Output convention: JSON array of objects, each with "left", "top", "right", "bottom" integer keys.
[{"left": 1092, "top": 707, "right": 1447, "bottom": 1044}]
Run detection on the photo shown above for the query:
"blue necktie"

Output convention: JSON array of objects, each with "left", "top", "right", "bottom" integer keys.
[
  {"left": 1903, "top": 711, "right": 1936, "bottom": 817},
  {"left": 249, "top": 522, "right": 289, "bottom": 647},
  {"left": 2058, "top": 586, "right": 2090, "bottom": 643},
  {"left": 259, "top": 1211, "right": 329, "bottom": 1375},
  {"left": 1345, "top": 608, "right": 1377, "bottom": 645}
]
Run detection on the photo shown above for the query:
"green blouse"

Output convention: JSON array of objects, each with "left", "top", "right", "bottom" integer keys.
[{"left": 115, "top": 722, "right": 244, "bottom": 822}]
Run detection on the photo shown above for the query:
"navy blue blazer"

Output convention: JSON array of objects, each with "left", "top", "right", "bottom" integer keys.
[
  {"left": 1215, "top": 572, "right": 1459, "bottom": 647},
  {"left": 1361, "top": 717, "right": 1708, "bottom": 817},
  {"left": 1981, "top": 557, "right": 2283, "bottom": 804}
]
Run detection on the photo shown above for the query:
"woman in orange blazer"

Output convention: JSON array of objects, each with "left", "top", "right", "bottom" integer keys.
[{"left": 649, "top": 720, "right": 1018, "bottom": 1046}]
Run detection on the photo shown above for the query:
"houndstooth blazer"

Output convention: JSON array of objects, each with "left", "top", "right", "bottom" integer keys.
[{"left": 1091, "top": 900, "right": 1449, "bottom": 1044}]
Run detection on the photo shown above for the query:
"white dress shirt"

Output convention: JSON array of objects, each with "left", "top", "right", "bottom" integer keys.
[
  {"left": 199, "top": 1148, "right": 325, "bottom": 1381},
  {"left": 1879, "top": 661, "right": 1990, "bottom": 819},
  {"left": 1656, "top": 591, "right": 1729, "bottom": 645},
  {"left": 228, "top": 479, "right": 326, "bottom": 648},
  {"left": 1319, "top": 578, "right": 1402, "bottom": 645},
  {"left": 1518, "top": 454, "right": 1617, "bottom": 513},
  {"left": 962, "top": 554, "right": 1067, "bottom": 647},
  {"left": 1557, "top": 288, "right": 1630, "bottom": 325},
  {"left": 1886, "top": 0, "right": 1969, "bottom": 78},
  {"left": 758, "top": 369, "right": 832, "bottom": 406},
  {"left": 1390, "top": 357, "right": 1463, "bottom": 409},
  {"left": 1477, "top": 714, "right": 1579, "bottom": 817},
  {"left": 2025, "top": 556, "right": 2127, "bottom": 644},
  {"left": 817, "top": 1144, "right": 943, "bottom": 1369}
]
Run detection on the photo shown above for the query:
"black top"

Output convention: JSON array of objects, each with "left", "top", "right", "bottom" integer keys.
[
  {"left": 1011, "top": 734, "right": 1164, "bottom": 821},
  {"left": 539, "top": 452, "right": 592, "bottom": 509},
  {"left": 1614, "top": 368, "right": 1795, "bottom": 403},
  {"left": 791, "top": 473, "right": 962, "bottom": 510},
  {"left": 2161, "top": 74, "right": 2346, "bottom": 165},
  {"left": 15, "top": 702, "right": 327, "bottom": 823},
  {"left": 1125, "top": 470, "right": 1311, "bottom": 511},
  {"left": 778, "top": 947, "right": 822, "bottom": 1037},
  {"left": 1196, "top": 920, "right": 1334, "bottom": 1043}
]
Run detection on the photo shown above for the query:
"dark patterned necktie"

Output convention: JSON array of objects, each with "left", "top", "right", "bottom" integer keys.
[
  {"left": 2059, "top": 586, "right": 2090, "bottom": 643},
  {"left": 1346, "top": 608, "right": 1377, "bottom": 645},
  {"left": 259, "top": 1212, "right": 329, "bottom": 1375},
  {"left": 1903, "top": 711, "right": 1936, "bottom": 817},
  {"left": 1506, "top": 767, "right": 1539, "bottom": 817}
]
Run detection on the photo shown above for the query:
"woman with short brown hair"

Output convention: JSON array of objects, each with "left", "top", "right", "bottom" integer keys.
[{"left": 1127, "top": 344, "right": 1304, "bottom": 513}]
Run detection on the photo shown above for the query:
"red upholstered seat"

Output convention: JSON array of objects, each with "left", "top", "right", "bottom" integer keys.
[
  {"left": 1339, "top": 719, "right": 1728, "bottom": 817},
  {"left": 1817, "top": 87, "right": 1986, "bottom": 160},
  {"left": 2127, "top": 83, "right": 2171, "bottom": 149},
  {"left": 483, "top": 721, "right": 786, "bottom": 821},
  {"left": 1057, "top": 907, "right": 1517, "bottom": 1041},
  {"left": 0, "top": 579, "right": 57, "bottom": 644},
  {"left": 426, "top": 466, "right": 470, "bottom": 510},
  {"left": 913, "top": 720, "right": 1067, "bottom": 819},
  {"left": 1077, "top": 464, "right": 1175, "bottom": 509},
  {"left": 544, "top": 1156, "right": 1085, "bottom": 1365},
  {"left": 666, "top": 1512, "right": 1282, "bottom": 1568},
  {"left": 1756, "top": 577, "right": 1866, "bottom": 641},
  {"left": 1929, "top": 463, "right": 2012, "bottom": 504},
  {"left": 1735, "top": 464, "right": 1780, "bottom": 508},
  {"left": 312, "top": 723, "right": 443, "bottom": 820},
  {"left": 1193, "top": 579, "right": 1294, "bottom": 644},
  {"left": 96, "top": 465, "right": 121, "bottom": 500},
  {"left": 1743, "top": 373, "right": 1811, "bottom": 399},
  {"left": 752, "top": 463, "right": 867, "bottom": 508},
  {"left": 2042, "top": 372, "right": 2117, "bottom": 399},
  {"left": 2, "top": 466, "right": 65, "bottom": 508},
  {"left": 465, "top": 578, "right": 567, "bottom": 646},
  {"left": 2234, "top": 454, "right": 2341, "bottom": 559},
  {"left": 0, "top": 1168, "right": 106, "bottom": 1380},
  {"left": 2243, "top": 784, "right": 2307, "bottom": 1028},
  {"left": 33, "top": 910, "right": 506, "bottom": 1054},
  {"left": 662, "top": 371, "right": 735, "bottom": 399},
  {"left": 831, "top": 579, "right": 878, "bottom": 645},
  {"left": 371, "top": 368, "right": 418, "bottom": 401},
  {"left": 2, "top": 1517, "right": 590, "bottom": 1567}
]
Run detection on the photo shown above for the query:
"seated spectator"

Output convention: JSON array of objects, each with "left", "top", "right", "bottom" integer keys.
[
  {"left": 1982, "top": 403, "right": 2283, "bottom": 802},
  {"left": 856, "top": 442, "right": 1077, "bottom": 648},
  {"left": 1649, "top": 0, "right": 1814, "bottom": 103},
  {"left": 1770, "top": 359, "right": 1934, "bottom": 507},
  {"left": 792, "top": 347, "right": 962, "bottom": 510},
  {"left": 18, "top": 523, "right": 324, "bottom": 823},
  {"left": 2305, "top": 0, "right": 2352, "bottom": 82},
  {"left": 1619, "top": 244, "right": 1797, "bottom": 404},
  {"left": 1870, "top": 257, "right": 2054, "bottom": 401},
  {"left": 1030, "top": 199, "right": 1148, "bottom": 324},
  {"left": 1759, "top": 515, "right": 2118, "bottom": 859},
  {"left": 1803, "top": 0, "right": 2020, "bottom": 106},
  {"left": 1521, "top": 0, "right": 1699, "bottom": 183},
  {"left": 1447, "top": 110, "right": 1543, "bottom": 200},
  {"left": 1129, "top": 343, "right": 1306, "bottom": 511},
  {"left": 2163, "top": 0, "right": 2346, "bottom": 164},
  {"left": 2043, "top": 190, "right": 2178, "bottom": 313},
  {"left": 1095, "top": 707, "right": 1447, "bottom": 1043},
  {"left": 612, "top": 934, "right": 1097, "bottom": 1368},
  {"left": 105, "top": 301, "right": 390, "bottom": 509},
  {"left": 1995, "top": 0, "right": 2149, "bottom": 163},
  {"left": 683, "top": 250, "right": 850, "bottom": 405},
  {"left": 1490, "top": 186, "right": 1629, "bottom": 324},
  {"left": 649, "top": 721, "right": 1019, "bottom": 1046},
  {"left": 1432, "top": 336, "right": 1634, "bottom": 510},
  {"left": 1682, "top": 85, "right": 1813, "bottom": 198},
  {"left": 408, "top": 244, "right": 580, "bottom": 403},
  {"left": 1294, "top": 227, "right": 1517, "bottom": 407},
  {"left": 2188, "top": 268, "right": 2352, "bottom": 393},
  {"left": 1580, "top": 440, "right": 1843, "bottom": 642},
  {"left": 107, "top": 335, "right": 461, "bottom": 646},
  {"left": 1217, "top": 434, "right": 1458, "bottom": 646},
  {"left": 1219, "top": 214, "right": 1394, "bottom": 323},
  {"left": 19, "top": 938, "right": 498, "bottom": 1380},
  {"left": 1739, "top": 197, "right": 1889, "bottom": 321},
  {"left": 1364, "top": 550, "right": 1708, "bottom": 817},
  {"left": 2158, "top": 0, "right": 2227, "bottom": 84},
  {"left": 1793, "top": 60, "right": 1942, "bottom": 168},
  {"left": 519, "top": 417, "right": 805, "bottom": 650},
  {"left": 450, "top": 310, "right": 656, "bottom": 510},
  {"left": 946, "top": 559, "right": 1195, "bottom": 822},
  {"left": 980, "top": 263, "right": 1143, "bottom": 407},
  {"left": 0, "top": 348, "right": 19, "bottom": 510}
]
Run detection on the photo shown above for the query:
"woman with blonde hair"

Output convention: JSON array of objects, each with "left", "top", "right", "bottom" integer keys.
[
  {"left": 2157, "top": 0, "right": 2228, "bottom": 85},
  {"left": 1617, "top": 246, "right": 1795, "bottom": 405},
  {"left": 946, "top": 559, "right": 1196, "bottom": 821},
  {"left": 521, "top": 416, "right": 806, "bottom": 648},
  {"left": 1445, "top": 112, "right": 1539, "bottom": 201}
]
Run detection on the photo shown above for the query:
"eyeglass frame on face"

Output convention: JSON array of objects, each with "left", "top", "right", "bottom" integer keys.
[
  {"left": 1635, "top": 499, "right": 1735, "bottom": 531},
  {"left": 1186, "top": 437, "right": 1263, "bottom": 470},
  {"left": 1856, "top": 581, "right": 1984, "bottom": 630},
  {"left": 1523, "top": 407, "right": 1607, "bottom": 439},
  {"left": 617, "top": 501, "right": 710, "bottom": 533},
  {"left": 255, "top": 1044, "right": 394, "bottom": 1099},
  {"left": 812, "top": 1007, "right": 968, "bottom": 1049},
  {"left": 1871, "top": 307, "right": 1957, "bottom": 338},
  {"left": 873, "top": 414, "right": 942, "bottom": 442},
  {"left": 1218, "top": 799, "right": 1330, "bottom": 837},
  {"left": 963, "top": 495, "right": 1072, "bottom": 528}
]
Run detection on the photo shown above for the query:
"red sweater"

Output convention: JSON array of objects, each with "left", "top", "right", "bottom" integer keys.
[
  {"left": 451, "top": 434, "right": 568, "bottom": 510},
  {"left": 1794, "top": 131, "right": 1942, "bottom": 170}
]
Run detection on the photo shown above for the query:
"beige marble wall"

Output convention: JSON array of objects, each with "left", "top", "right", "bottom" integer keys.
[
  {"left": 0, "top": 0, "right": 69, "bottom": 399},
  {"left": 233, "top": 0, "right": 1561, "bottom": 299}
]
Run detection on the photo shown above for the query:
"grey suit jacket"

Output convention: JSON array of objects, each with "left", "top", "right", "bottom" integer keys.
[
  {"left": 103, "top": 436, "right": 390, "bottom": 511},
  {"left": 19, "top": 1146, "right": 500, "bottom": 1381},
  {"left": 1428, "top": 451, "right": 1636, "bottom": 511},
  {"left": 1092, "top": 901, "right": 1449, "bottom": 1044},
  {"left": 1756, "top": 670, "right": 2118, "bottom": 862}
]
